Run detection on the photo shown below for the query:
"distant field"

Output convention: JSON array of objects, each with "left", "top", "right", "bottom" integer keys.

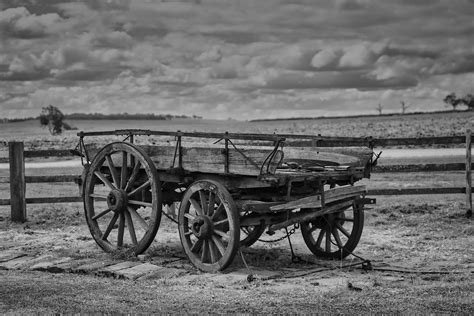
[{"left": 1, "top": 111, "right": 473, "bottom": 151}]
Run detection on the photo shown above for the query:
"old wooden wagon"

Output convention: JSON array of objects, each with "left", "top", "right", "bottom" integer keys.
[{"left": 75, "top": 129, "right": 376, "bottom": 272}]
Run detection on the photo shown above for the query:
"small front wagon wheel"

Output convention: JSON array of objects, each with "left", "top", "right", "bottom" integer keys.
[
  {"left": 83, "top": 142, "right": 163, "bottom": 255},
  {"left": 300, "top": 200, "right": 364, "bottom": 260},
  {"left": 178, "top": 180, "right": 239, "bottom": 272}
]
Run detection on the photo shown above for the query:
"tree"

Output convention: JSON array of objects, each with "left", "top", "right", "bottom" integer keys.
[
  {"left": 39, "top": 105, "right": 65, "bottom": 135},
  {"left": 443, "top": 93, "right": 462, "bottom": 110},
  {"left": 443, "top": 93, "right": 474, "bottom": 111},
  {"left": 376, "top": 103, "right": 383, "bottom": 115},
  {"left": 400, "top": 101, "right": 409, "bottom": 114},
  {"left": 461, "top": 94, "right": 474, "bottom": 110}
]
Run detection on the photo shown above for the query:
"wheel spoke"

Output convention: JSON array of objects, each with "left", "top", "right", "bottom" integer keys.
[
  {"left": 92, "top": 208, "right": 112, "bottom": 220},
  {"left": 335, "top": 222, "right": 351, "bottom": 238},
  {"left": 89, "top": 193, "right": 108, "bottom": 200},
  {"left": 201, "top": 240, "right": 210, "bottom": 263},
  {"left": 325, "top": 228, "right": 331, "bottom": 253},
  {"left": 105, "top": 155, "right": 120, "bottom": 188},
  {"left": 128, "top": 207, "right": 149, "bottom": 231},
  {"left": 127, "top": 180, "right": 150, "bottom": 197},
  {"left": 128, "top": 200, "right": 153, "bottom": 208},
  {"left": 190, "top": 238, "right": 203, "bottom": 253},
  {"left": 315, "top": 228, "right": 324, "bottom": 248},
  {"left": 94, "top": 171, "right": 115, "bottom": 190},
  {"left": 102, "top": 212, "right": 119, "bottom": 241},
  {"left": 117, "top": 213, "right": 125, "bottom": 247},
  {"left": 124, "top": 161, "right": 141, "bottom": 192},
  {"left": 125, "top": 210, "right": 138, "bottom": 246},
  {"left": 207, "top": 191, "right": 216, "bottom": 217},
  {"left": 336, "top": 217, "right": 354, "bottom": 222},
  {"left": 213, "top": 218, "right": 229, "bottom": 226},
  {"left": 189, "top": 198, "right": 203, "bottom": 215},
  {"left": 209, "top": 239, "right": 218, "bottom": 263},
  {"left": 199, "top": 191, "right": 208, "bottom": 215},
  {"left": 212, "top": 235, "right": 226, "bottom": 256},
  {"left": 332, "top": 228, "right": 343, "bottom": 248},
  {"left": 120, "top": 151, "right": 128, "bottom": 189},
  {"left": 211, "top": 203, "right": 224, "bottom": 220},
  {"left": 214, "top": 229, "right": 229, "bottom": 241},
  {"left": 184, "top": 213, "right": 195, "bottom": 221}
]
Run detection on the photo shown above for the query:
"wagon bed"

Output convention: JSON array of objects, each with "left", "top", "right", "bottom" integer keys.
[{"left": 75, "top": 129, "right": 376, "bottom": 272}]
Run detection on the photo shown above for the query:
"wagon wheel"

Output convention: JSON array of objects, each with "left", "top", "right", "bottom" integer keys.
[
  {"left": 178, "top": 180, "right": 239, "bottom": 272},
  {"left": 83, "top": 142, "right": 162, "bottom": 255},
  {"left": 240, "top": 216, "right": 266, "bottom": 247},
  {"left": 300, "top": 200, "right": 364, "bottom": 259}
]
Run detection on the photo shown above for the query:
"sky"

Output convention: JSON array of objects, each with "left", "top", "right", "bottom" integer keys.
[{"left": 0, "top": 0, "right": 473, "bottom": 120}]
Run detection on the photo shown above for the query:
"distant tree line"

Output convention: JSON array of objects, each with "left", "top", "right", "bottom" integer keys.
[
  {"left": 444, "top": 93, "right": 474, "bottom": 110},
  {"left": 65, "top": 112, "right": 202, "bottom": 120}
]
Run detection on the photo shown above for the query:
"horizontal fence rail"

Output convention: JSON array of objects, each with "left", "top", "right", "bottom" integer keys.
[{"left": 1, "top": 128, "right": 472, "bottom": 222}]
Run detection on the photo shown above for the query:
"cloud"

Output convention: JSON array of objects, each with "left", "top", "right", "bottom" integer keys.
[
  {"left": 338, "top": 42, "right": 387, "bottom": 68},
  {"left": 251, "top": 68, "right": 417, "bottom": 91},
  {"left": 311, "top": 49, "right": 340, "bottom": 69},
  {"left": 0, "top": 7, "right": 63, "bottom": 38}
]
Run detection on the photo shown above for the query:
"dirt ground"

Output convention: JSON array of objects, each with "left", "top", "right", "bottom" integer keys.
[{"left": 1, "top": 192, "right": 473, "bottom": 314}]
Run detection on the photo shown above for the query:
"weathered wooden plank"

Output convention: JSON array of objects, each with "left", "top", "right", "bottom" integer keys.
[
  {"left": 85, "top": 143, "right": 372, "bottom": 176},
  {"left": 24, "top": 149, "right": 74, "bottom": 158},
  {"left": 283, "top": 147, "right": 373, "bottom": 168},
  {"left": 368, "top": 187, "right": 466, "bottom": 195},
  {"left": 25, "top": 196, "right": 82, "bottom": 204},
  {"left": 96, "top": 261, "right": 141, "bottom": 278},
  {"left": 0, "top": 199, "right": 11, "bottom": 205},
  {"left": 115, "top": 263, "right": 163, "bottom": 280},
  {"left": 269, "top": 200, "right": 354, "bottom": 232},
  {"left": 29, "top": 257, "right": 73, "bottom": 272},
  {"left": 270, "top": 185, "right": 366, "bottom": 211},
  {"left": 237, "top": 200, "right": 282, "bottom": 213},
  {"left": 24, "top": 175, "right": 80, "bottom": 183},
  {"left": 289, "top": 136, "right": 465, "bottom": 147},
  {"left": 9, "top": 142, "right": 26, "bottom": 222},
  {"left": 373, "top": 163, "right": 467, "bottom": 173},
  {"left": 86, "top": 144, "right": 283, "bottom": 176},
  {"left": 70, "top": 260, "right": 116, "bottom": 274}
]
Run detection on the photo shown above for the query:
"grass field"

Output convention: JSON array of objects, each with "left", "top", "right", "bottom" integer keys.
[{"left": 1, "top": 111, "right": 473, "bottom": 152}]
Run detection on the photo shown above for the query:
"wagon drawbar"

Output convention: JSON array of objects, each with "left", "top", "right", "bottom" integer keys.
[{"left": 73, "top": 129, "right": 377, "bottom": 272}]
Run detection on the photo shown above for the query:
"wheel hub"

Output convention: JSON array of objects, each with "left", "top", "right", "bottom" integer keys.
[
  {"left": 191, "top": 215, "right": 213, "bottom": 240},
  {"left": 107, "top": 189, "right": 128, "bottom": 212}
]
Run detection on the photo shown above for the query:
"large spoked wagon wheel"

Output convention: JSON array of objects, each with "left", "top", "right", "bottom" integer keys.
[
  {"left": 83, "top": 142, "right": 163, "bottom": 255},
  {"left": 178, "top": 180, "right": 239, "bottom": 272},
  {"left": 300, "top": 200, "right": 364, "bottom": 260}
]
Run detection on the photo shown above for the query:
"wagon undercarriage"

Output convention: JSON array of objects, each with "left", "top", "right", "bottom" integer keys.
[{"left": 75, "top": 129, "right": 376, "bottom": 272}]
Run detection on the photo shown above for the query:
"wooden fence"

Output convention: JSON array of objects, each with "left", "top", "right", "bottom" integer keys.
[{"left": 1, "top": 129, "right": 472, "bottom": 222}]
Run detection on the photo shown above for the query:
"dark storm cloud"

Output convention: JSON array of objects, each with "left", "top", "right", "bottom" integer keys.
[{"left": 254, "top": 70, "right": 418, "bottom": 91}]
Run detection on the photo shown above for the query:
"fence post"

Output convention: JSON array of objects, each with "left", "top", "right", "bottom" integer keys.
[
  {"left": 466, "top": 129, "right": 472, "bottom": 218},
  {"left": 9, "top": 142, "right": 26, "bottom": 222}
]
